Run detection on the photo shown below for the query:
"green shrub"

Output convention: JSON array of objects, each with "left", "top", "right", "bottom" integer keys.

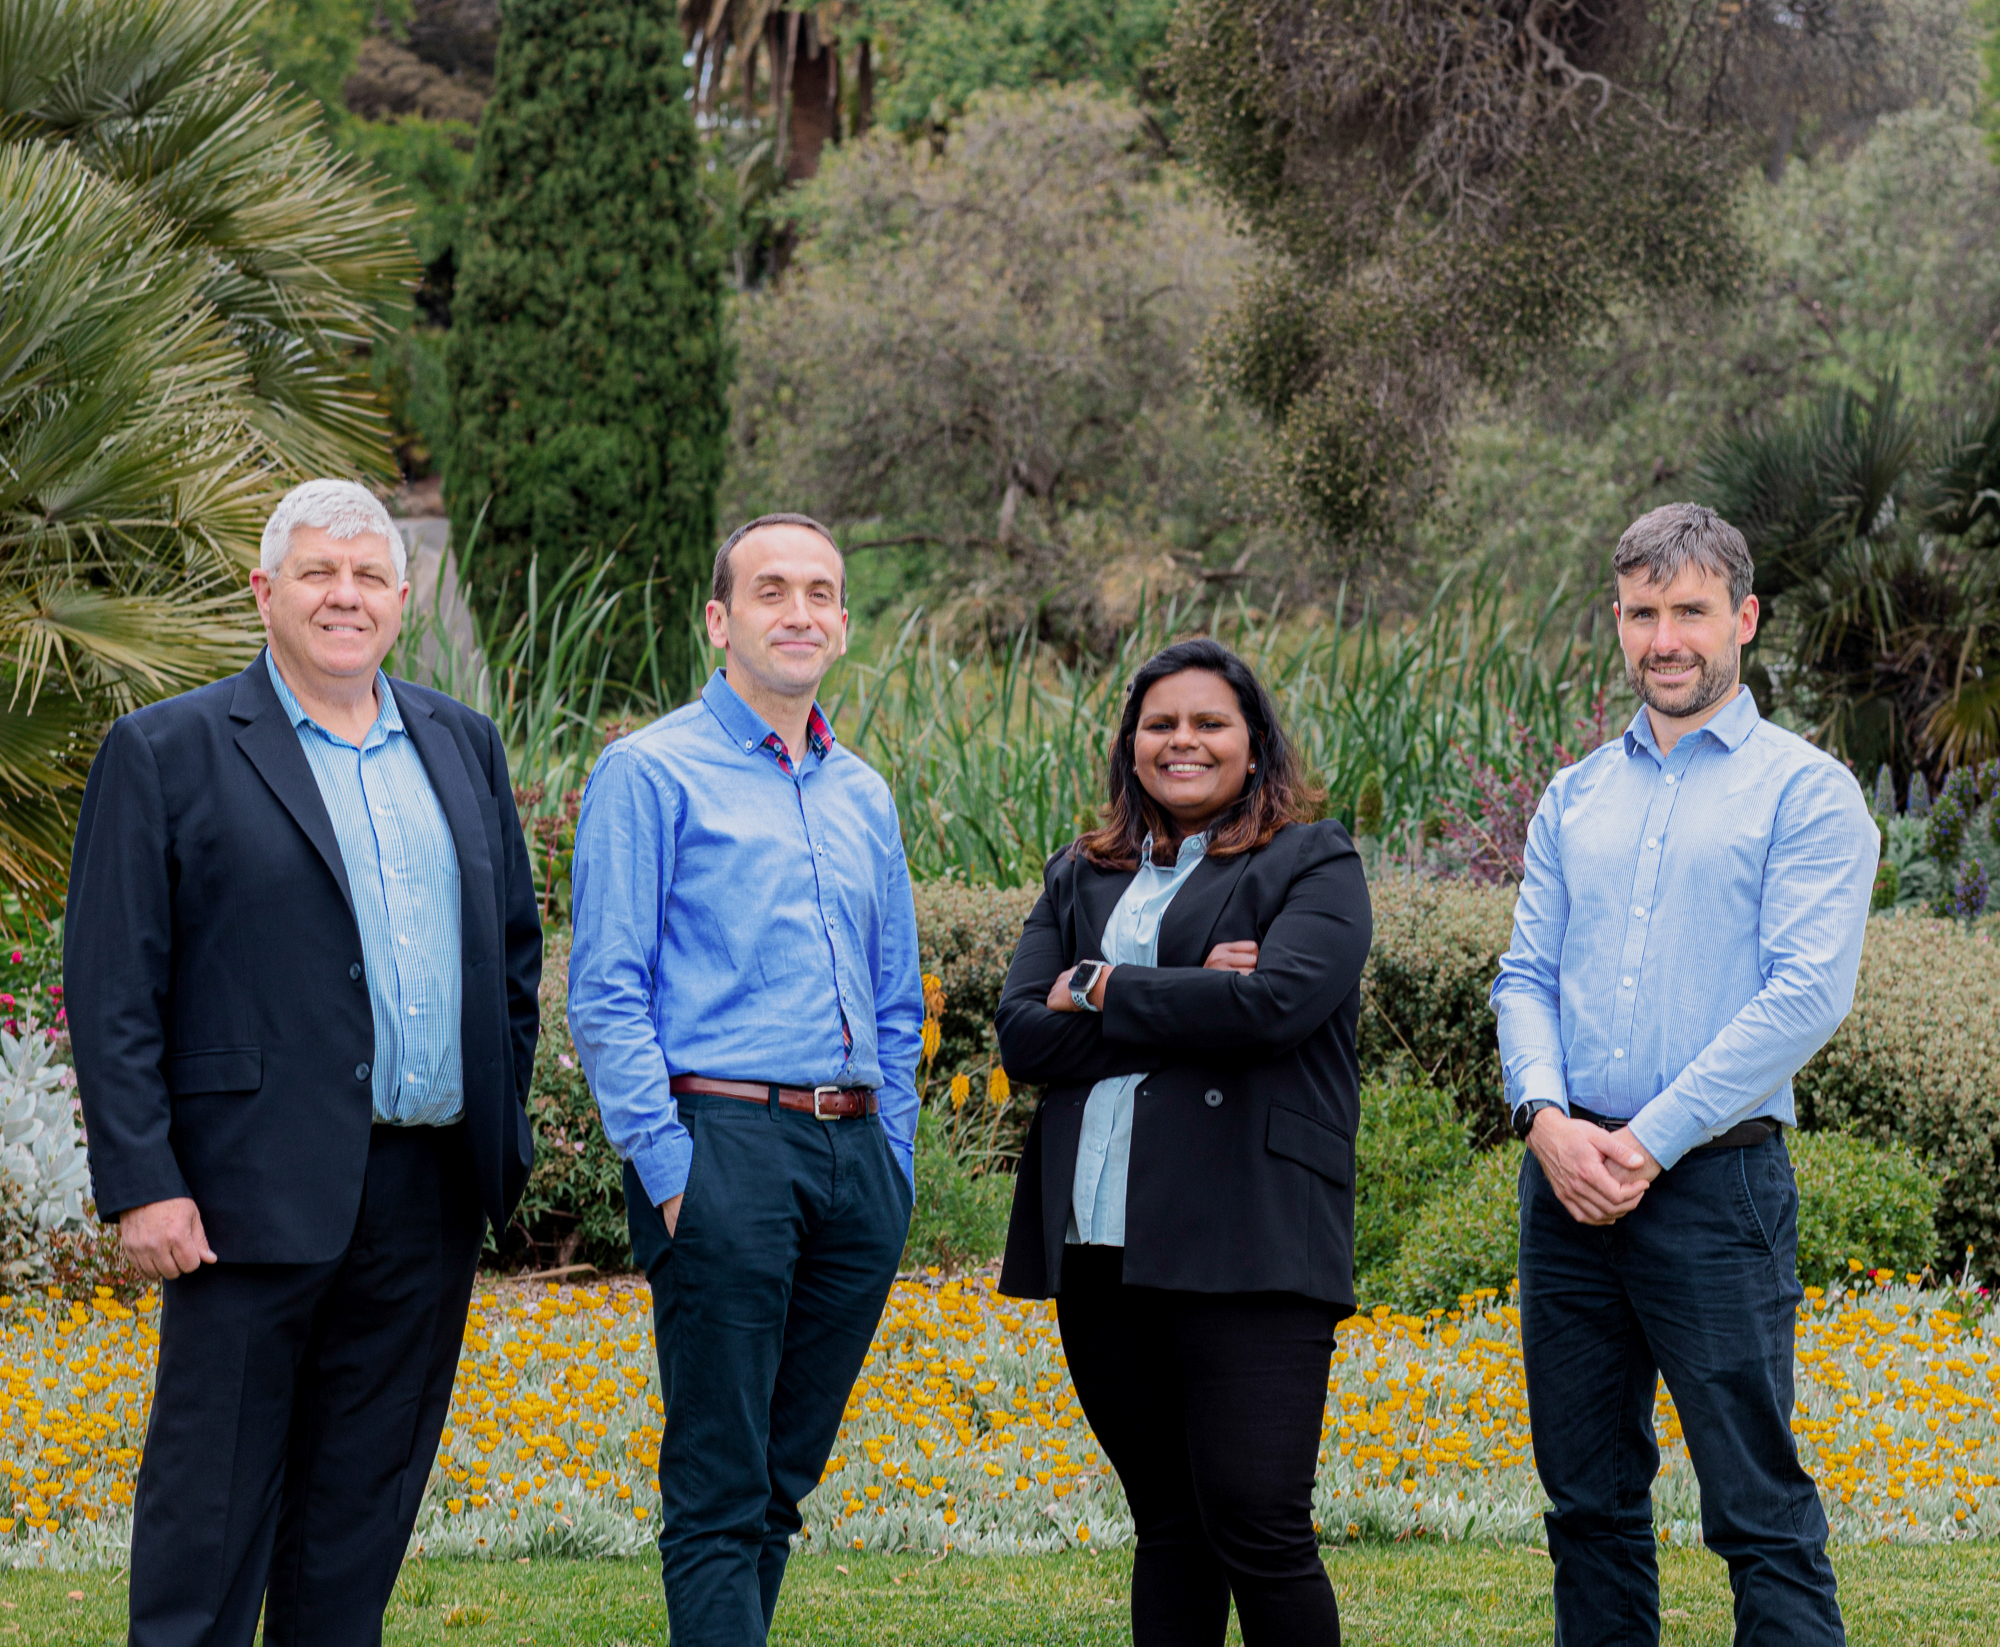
[
  {"left": 511, "top": 931, "right": 629, "bottom": 1272},
  {"left": 913, "top": 880, "right": 1040, "bottom": 1077},
  {"left": 1795, "top": 911, "right": 2000, "bottom": 1273},
  {"left": 1353, "top": 1081, "right": 1475, "bottom": 1293},
  {"left": 1788, "top": 1129, "right": 1940, "bottom": 1289},
  {"left": 903, "top": 1108, "right": 1014, "bottom": 1274},
  {"left": 1357, "top": 878, "right": 1517, "bottom": 1141},
  {"left": 1373, "top": 1142, "right": 1525, "bottom": 1314}
]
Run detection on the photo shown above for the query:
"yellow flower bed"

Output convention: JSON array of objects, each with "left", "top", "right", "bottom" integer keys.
[{"left": 4, "top": 1270, "right": 1997, "bottom": 1568}]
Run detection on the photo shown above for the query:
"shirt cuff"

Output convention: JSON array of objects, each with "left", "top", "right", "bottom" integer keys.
[
  {"left": 1507, "top": 1067, "right": 1570, "bottom": 1112},
  {"left": 1627, "top": 1092, "right": 1702, "bottom": 1172},
  {"left": 628, "top": 1131, "right": 693, "bottom": 1207}
]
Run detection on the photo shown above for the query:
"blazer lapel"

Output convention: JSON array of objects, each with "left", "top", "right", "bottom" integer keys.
[
  {"left": 1158, "top": 850, "right": 1254, "bottom": 968},
  {"left": 395, "top": 683, "right": 500, "bottom": 962},
  {"left": 1073, "top": 855, "right": 1131, "bottom": 960},
  {"left": 230, "top": 658, "right": 355, "bottom": 917}
]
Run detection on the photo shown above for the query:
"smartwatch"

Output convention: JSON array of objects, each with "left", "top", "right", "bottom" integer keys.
[
  {"left": 1512, "top": 1099, "right": 1560, "bottom": 1140},
  {"left": 1069, "top": 959, "right": 1108, "bottom": 1013}
]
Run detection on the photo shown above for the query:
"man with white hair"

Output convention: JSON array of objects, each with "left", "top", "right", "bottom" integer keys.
[{"left": 66, "top": 478, "right": 542, "bottom": 1646}]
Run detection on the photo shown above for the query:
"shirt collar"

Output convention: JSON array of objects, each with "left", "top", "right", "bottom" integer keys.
[
  {"left": 700, "top": 668, "right": 836, "bottom": 762},
  {"left": 1139, "top": 831, "right": 1209, "bottom": 869},
  {"left": 264, "top": 648, "right": 401, "bottom": 740},
  {"left": 1622, "top": 684, "right": 1759, "bottom": 761}
]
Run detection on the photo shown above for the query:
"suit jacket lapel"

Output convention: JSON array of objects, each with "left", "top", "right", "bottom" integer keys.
[
  {"left": 1073, "top": 855, "right": 1131, "bottom": 960},
  {"left": 1158, "top": 850, "right": 1253, "bottom": 968},
  {"left": 230, "top": 658, "right": 355, "bottom": 917},
  {"left": 395, "top": 682, "right": 500, "bottom": 963}
]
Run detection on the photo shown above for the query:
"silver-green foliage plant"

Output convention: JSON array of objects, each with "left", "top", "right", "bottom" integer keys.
[{"left": 0, "top": 1020, "right": 88, "bottom": 1284}]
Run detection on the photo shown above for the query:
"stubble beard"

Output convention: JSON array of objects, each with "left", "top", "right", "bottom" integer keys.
[{"left": 1627, "top": 642, "right": 1738, "bottom": 721}]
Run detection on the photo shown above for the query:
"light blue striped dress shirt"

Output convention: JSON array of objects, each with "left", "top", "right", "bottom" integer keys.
[
  {"left": 266, "top": 651, "right": 464, "bottom": 1125},
  {"left": 1067, "top": 832, "right": 1208, "bottom": 1246},
  {"left": 1491, "top": 687, "right": 1878, "bottom": 1168}
]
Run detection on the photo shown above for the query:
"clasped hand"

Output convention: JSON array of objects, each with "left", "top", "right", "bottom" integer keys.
[
  {"left": 1527, "top": 1112, "right": 1661, "bottom": 1226},
  {"left": 119, "top": 1197, "right": 218, "bottom": 1279},
  {"left": 1047, "top": 941, "right": 1258, "bottom": 1013}
]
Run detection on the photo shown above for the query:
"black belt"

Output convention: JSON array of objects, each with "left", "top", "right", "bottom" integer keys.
[{"left": 1570, "top": 1104, "right": 1779, "bottom": 1151}]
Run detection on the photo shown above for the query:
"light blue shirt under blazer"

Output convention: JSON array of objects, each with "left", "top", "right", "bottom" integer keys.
[
  {"left": 566, "top": 671, "right": 923, "bottom": 1206},
  {"left": 265, "top": 650, "right": 464, "bottom": 1125},
  {"left": 1067, "top": 832, "right": 1208, "bottom": 1246},
  {"left": 1491, "top": 687, "right": 1878, "bottom": 1170}
]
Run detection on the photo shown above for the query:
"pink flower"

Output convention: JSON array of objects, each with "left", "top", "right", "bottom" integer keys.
[
  {"left": 8, "top": 951, "right": 19, "bottom": 964},
  {"left": 0, "top": 994, "right": 15, "bottom": 1008},
  {"left": 557, "top": 1052, "right": 575, "bottom": 1070},
  {"left": 47, "top": 984, "right": 60, "bottom": 999}
]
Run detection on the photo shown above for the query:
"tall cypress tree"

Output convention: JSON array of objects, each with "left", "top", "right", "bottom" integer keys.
[{"left": 446, "top": 0, "right": 729, "bottom": 682}]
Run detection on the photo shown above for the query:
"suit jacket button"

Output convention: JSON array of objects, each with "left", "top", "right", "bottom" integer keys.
[
  {"left": 1204, "top": 1088, "right": 1224, "bottom": 1108},
  {"left": 355, "top": 1063, "right": 370, "bottom": 1081},
  {"left": 349, "top": 962, "right": 364, "bottom": 981}
]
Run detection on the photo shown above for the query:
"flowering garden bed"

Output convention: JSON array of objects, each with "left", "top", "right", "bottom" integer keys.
[{"left": 4, "top": 1268, "right": 1996, "bottom": 1570}]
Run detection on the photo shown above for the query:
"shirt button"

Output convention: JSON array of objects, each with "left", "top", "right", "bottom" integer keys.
[
  {"left": 1664, "top": 775, "right": 1677, "bottom": 786},
  {"left": 1614, "top": 1049, "right": 1625, "bottom": 1059},
  {"left": 1633, "top": 905, "right": 1646, "bottom": 918},
  {"left": 407, "top": 1005, "right": 419, "bottom": 1017},
  {"left": 355, "top": 1063, "right": 370, "bottom": 1081},
  {"left": 1622, "top": 976, "right": 1634, "bottom": 988},
  {"left": 398, "top": 935, "right": 410, "bottom": 946},
  {"left": 349, "top": 962, "right": 363, "bottom": 981},
  {"left": 1645, "top": 838, "right": 1658, "bottom": 849}
]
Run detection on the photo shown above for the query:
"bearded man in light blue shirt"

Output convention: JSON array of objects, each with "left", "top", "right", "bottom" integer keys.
[{"left": 1492, "top": 503, "right": 1877, "bottom": 1647}]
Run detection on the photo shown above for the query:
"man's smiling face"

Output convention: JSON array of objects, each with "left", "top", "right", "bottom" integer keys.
[
  {"left": 251, "top": 525, "right": 408, "bottom": 688},
  {"left": 1615, "top": 562, "right": 1758, "bottom": 725}
]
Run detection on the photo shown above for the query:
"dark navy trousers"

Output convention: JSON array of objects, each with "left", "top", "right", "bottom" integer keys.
[
  {"left": 1519, "top": 1133, "right": 1844, "bottom": 1647},
  {"left": 626, "top": 1094, "right": 910, "bottom": 1647}
]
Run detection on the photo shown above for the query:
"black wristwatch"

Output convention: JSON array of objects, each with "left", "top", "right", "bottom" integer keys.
[
  {"left": 1069, "top": 959, "right": 1108, "bottom": 1012},
  {"left": 1512, "top": 1100, "right": 1560, "bottom": 1140}
]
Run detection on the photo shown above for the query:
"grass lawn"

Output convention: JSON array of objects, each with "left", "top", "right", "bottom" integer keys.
[{"left": 6, "top": 1544, "right": 1996, "bottom": 1645}]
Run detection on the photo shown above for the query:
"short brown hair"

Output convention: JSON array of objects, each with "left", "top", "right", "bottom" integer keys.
[
  {"left": 1613, "top": 502, "right": 1754, "bottom": 609},
  {"left": 712, "top": 513, "right": 845, "bottom": 608},
  {"left": 1075, "top": 638, "right": 1323, "bottom": 870}
]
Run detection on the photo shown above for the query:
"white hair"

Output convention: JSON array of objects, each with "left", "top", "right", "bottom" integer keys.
[{"left": 259, "top": 479, "right": 406, "bottom": 581}]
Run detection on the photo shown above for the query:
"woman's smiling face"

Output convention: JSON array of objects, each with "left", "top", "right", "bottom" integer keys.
[{"left": 1131, "top": 668, "right": 1253, "bottom": 835}]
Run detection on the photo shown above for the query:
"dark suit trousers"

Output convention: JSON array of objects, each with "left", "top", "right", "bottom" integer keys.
[
  {"left": 626, "top": 1096, "right": 911, "bottom": 1647},
  {"left": 1057, "top": 1244, "right": 1343, "bottom": 1647},
  {"left": 128, "top": 1124, "right": 484, "bottom": 1647}
]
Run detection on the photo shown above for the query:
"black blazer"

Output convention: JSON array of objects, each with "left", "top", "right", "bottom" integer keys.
[
  {"left": 995, "top": 819, "right": 1371, "bottom": 1310},
  {"left": 65, "top": 653, "right": 542, "bottom": 1263}
]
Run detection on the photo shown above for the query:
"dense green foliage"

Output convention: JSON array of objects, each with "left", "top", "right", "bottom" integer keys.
[
  {"left": 903, "top": 1109, "right": 1013, "bottom": 1272},
  {"left": 1352, "top": 1082, "right": 1475, "bottom": 1293},
  {"left": 1375, "top": 1142, "right": 1526, "bottom": 1314},
  {"left": 1791, "top": 1130, "right": 1942, "bottom": 1290},
  {"left": 913, "top": 880, "right": 1039, "bottom": 1077},
  {"left": 447, "top": 0, "right": 729, "bottom": 680}
]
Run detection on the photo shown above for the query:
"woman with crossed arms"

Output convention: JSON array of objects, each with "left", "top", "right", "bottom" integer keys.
[{"left": 995, "top": 637, "right": 1373, "bottom": 1647}]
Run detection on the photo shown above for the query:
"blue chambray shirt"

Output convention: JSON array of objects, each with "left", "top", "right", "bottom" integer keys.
[
  {"left": 565, "top": 670, "right": 923, "bottom": 1205},
  {"left": 1491, "top": 687, "right": 1879, "bottom": 1169},
  {"left": 265, "top": 650, "right": 464, "bottom": 1124},
  {"left": 1067, "top": 832, "right": 1207, "bottom": 1246}
]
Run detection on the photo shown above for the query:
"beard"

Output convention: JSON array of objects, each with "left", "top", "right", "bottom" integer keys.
[{"left": 1627, "top": 642, "right": 1738, "bottom": 720}]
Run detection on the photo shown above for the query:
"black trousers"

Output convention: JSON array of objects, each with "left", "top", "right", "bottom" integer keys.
[
  {"left": 127, "top": 1124, "right": 485, "bottom": 1647},
  {"left": 1056, "top": 1244, "right": 1342, "bottom": 1647},
  {"left": 1520, "top": 1135, "right": 1843, "bottom": 1647},
  {"left": 626, "top": 1095, "right": 911, "bottom": 1647}
]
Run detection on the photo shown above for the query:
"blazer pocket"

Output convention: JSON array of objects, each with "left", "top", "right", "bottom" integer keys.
[
  {"left": 1265, "top": 1104, "right": 1353, "bottom": 1189},
  {"left": 165, "top": 1047, "right": 263, "bottom": 1096}
]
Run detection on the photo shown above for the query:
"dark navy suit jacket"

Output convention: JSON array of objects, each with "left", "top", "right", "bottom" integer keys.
[{"left": 65, "top": 653, "right": 542, "bottom": 1263}]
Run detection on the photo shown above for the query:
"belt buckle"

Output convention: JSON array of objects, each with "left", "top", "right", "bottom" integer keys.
[{"left": 812, "top": 1084, "right": 841, "bottom": 1121}]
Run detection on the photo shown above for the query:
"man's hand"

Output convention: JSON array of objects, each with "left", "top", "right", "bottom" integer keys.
[
  {"left": 119, "top": 1197, "right": 217, "bottom": 1279},
  {"left": 660, "top": 1194, "right": 684, "bottom": 1238},
  {"left": 1203, "top": 940, "right": 1259, "bottom": 975},
  {"left": 1527, "top": 1112, "right": 1652, "bottom": 1226},
  {"left": 1046, "top": 965, "right": 1113, "bottom": 1013}
]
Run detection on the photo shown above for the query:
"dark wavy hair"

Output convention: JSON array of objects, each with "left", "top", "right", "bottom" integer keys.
[{"left": 1075, "top": 638, "right": 1323, "bottom": 870}]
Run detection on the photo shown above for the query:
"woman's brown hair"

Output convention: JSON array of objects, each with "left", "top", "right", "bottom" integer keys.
[{"left": 1075, "top": 638, "right": 1323, "bottom": 871}]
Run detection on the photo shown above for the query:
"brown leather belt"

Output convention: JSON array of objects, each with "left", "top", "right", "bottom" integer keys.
[
  {"left": 1571, "top": 1104, "right": 1779, "bottom": 1151},
  {"left": 669, "top": 1074, "right": 878, "bottom": 1120}
]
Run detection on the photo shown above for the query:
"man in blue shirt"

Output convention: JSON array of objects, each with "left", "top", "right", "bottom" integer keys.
[
  {"left": 68, "top": 479, "right": 541, "bottom": 1647},
  {"left": 568, "top": 513, "right": 920, "bottom": 1647},
  {"left": 1493, "top": 502, "right": 1876, "bottom": 1646}
]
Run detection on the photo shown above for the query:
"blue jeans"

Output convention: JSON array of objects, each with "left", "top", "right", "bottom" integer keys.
[
  {"left": 626, "top": 1094, "right": 911, "bottom": 1647},
  {"left": 1519, "top": 1133, "right": 1843, "bottom": 1647}
]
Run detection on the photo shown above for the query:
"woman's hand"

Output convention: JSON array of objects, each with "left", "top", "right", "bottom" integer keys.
[
  {"left": 1046, "top": 965, "right": 1113, "bottom": 1012},
  {"left": 1203, "top": 940, "right": 1259, "bottom": 975}
]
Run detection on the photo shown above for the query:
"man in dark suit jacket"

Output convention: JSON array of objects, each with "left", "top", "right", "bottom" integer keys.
[{"left": 65, "top": 479, "right": 541, "bottom": 1647}]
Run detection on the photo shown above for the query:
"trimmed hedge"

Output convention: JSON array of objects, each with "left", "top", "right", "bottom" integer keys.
[
  {"left": 1354, "top": 1081, "right": 1475, "bottom": 1291},
  {"left": 1370, "top": 1129, "right": 1941, "bottom": 1314},
  {"left": 1795, "top": 912, "right": 2000, "bottom": 1274},
  {"left": 912, "top": 879, "right": 1039, "bottom": 1077}
]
